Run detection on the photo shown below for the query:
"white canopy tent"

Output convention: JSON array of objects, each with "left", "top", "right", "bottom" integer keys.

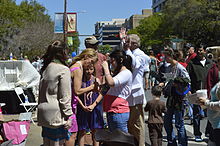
[
  {"left": 0, "top": 60, "right": 40, "bottom": 91},
  {"left": 0, "top": 60, "right": 40, "bottom": 114}
]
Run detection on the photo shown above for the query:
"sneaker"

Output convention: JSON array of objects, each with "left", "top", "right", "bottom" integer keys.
[{"left": 195, "top": 136, "right": 203, "bottom": 142}]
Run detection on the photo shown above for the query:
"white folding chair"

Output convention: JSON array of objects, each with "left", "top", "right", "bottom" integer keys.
[{"left": 14, "top": 87, "right": 38, "bottom": 124}]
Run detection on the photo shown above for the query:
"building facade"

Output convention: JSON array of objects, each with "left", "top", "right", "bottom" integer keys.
[
  {"left": 95, "top": 19, "right": 125, "bottom": 49},
  {"left": 94, "top": 9, "right": 152, "bottom": 49},
  {"left": 152, "top": 0, "right": 166, "bottom": 12},
  {"left": 124, "top": 9, "right": 152, "bottom": 30}
]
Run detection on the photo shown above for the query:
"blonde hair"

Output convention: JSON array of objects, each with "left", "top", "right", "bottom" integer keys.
[
  {"left": 127, "top": 34, "right": 141, "bottom": 48},
  {"left": 71, "top": 48, "right": 98, "bottom": 65}
]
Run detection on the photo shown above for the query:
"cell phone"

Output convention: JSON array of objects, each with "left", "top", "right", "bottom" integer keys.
[{"left": 100, "top": 83, "right": 110, "bottom": 95}]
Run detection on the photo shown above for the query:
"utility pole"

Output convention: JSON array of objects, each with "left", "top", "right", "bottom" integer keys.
[{"left": 63, "top": 0, "right": 67, "bottom": 44}]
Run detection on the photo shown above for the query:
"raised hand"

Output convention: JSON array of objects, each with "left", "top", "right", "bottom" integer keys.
[
  {"left": 102, "top": 61, "right": 109, "bottom": 70},
  {"left": 119, "top": 27, "right": 127, "bottom": 40}
]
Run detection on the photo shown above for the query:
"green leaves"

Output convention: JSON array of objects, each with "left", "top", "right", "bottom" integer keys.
[
  {"left": 98, "top": 45, "right": 112, "bottom": 54},
  {"left": 164, "top": 0, "right": 220, "bottom": 46},
  {"left": 0, "top": 0, "right": 80, "bottom": 60},
  {"left": 128, "top": 0, "right": 220, "bottom": 49},
  {"left": 128, "top": 12, "right": 168, "bottom": 49}
]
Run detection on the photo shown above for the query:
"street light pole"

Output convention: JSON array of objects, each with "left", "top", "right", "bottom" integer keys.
[{"left": 64, "top": 0, "right": 67, "bottom": 44}]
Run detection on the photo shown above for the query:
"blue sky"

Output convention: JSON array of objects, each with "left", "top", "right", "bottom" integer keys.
[{"left": 16, "top": 0, "right": 152, "bottom": 50}]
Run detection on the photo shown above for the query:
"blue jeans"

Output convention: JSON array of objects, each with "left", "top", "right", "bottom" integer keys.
[
  {"left": 107, "top": 112, "right": 129, "bottom": 133},
  {"left": 164, "top": 108, "right": 188, "bottom": 146},
  {"left": 192, "top": 104, "right": 203, "bottom": 136},
  {"left": 184, "top": 100, "right": 193, "bottom": 120}
]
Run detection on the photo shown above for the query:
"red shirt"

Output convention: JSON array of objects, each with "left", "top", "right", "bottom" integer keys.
[
  {"left": 186, "top": 53, "right": 197, "bottom": 64},
  {"left": 103, "top": 95, "right": 130, "bottom": 113},
  {"left": 156, "top": 53, "right": 164, "bottom": 62}
]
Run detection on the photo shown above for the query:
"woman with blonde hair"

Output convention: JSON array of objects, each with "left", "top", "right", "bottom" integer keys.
[{"left": 66, "top": 48, "right": 99, "bottom": 146}]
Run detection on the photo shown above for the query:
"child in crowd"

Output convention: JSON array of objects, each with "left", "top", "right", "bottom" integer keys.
[
  {"left": 144, "top": 85, "right": 166, "bottom": 146},
  {"left": 76, "top": 64, "right": 104, "bottom": 146}
]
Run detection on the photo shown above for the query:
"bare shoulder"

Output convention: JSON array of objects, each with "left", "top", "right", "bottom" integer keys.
[{"left": 70, "top": 63, "right": 80, "bottom": 69}]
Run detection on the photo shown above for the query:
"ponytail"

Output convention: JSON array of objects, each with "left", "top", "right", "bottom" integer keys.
[
  {"left": 123, "top": 55, "right": 132, "bottom": 72},
  {"left": 109, "top": 50, "right": 133, "bottom": 75}
]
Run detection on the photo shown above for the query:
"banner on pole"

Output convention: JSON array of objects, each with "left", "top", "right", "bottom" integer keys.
[
  {"left": 54, "top": 13, "right": 77, "bottom": 33},
  {"left": 67, "top": 13, "right": 77, "bottom": 33},
  {"left": 54, "top": 13, "right": 64, "bottom": 33},
  {"left": 67, "top": 37, "right": 73, "bottom": 46}
]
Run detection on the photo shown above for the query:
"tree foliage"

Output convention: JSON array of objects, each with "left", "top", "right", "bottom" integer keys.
[
  {"left": 163, "top": 0, "right": 220, "bottom": 47},
  {"left": 129, "top": 0, "right": 220, "bottom": 49},
  {"left": 0, "top": 0, "right": 80, "bottom": 60},
  {"left": 67, "top": 32, "right": 80, "bottom": 54},
  {"left": 98, "top": 45, "right": 112, "bottom": 54},
  {"left": 128, "top": 12, "right": 172, "bottom": 51}
]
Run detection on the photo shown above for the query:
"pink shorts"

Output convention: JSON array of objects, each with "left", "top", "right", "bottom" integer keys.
[{"left": 68, "top": 114, "right": 78, "bottom": 133}]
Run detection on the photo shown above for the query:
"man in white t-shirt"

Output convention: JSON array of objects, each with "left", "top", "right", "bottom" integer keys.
[{"left": 123, "top": 34, "right": 147, "bottom": 146}]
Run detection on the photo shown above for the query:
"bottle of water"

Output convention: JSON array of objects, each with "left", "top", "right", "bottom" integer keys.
[
  {"left": 9, "top": 52, "right": 13, "bottom": 60},
  {"left": 24, "top": 96, "right": 29, "bottom": 103}
]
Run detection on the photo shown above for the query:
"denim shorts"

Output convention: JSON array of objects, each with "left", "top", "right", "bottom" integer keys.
[{"left": 107, "top": 112, "right": 129, "bottom": 133}]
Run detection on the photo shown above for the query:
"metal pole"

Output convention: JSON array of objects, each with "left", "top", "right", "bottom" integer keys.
[{"left": 64, "top": 0, "right": 67, "bottom": 43}]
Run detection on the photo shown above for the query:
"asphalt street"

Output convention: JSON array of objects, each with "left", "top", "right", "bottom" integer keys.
[{"left": 24, "top": 90, "right": 209, "bottom": 146}]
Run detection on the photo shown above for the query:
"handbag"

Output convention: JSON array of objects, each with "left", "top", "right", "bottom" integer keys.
[
  {"left": 163, "top": 65, "right": 178, "bottom": 98},
  {"left": 2, "top": 121, "right": 30, "bottom": 145},
  {"left": 163, "top": 79, "right": 174, "bottom": 98}
]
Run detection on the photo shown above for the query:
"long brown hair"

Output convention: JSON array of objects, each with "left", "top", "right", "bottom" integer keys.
[{"left": 40, "top": 40, "right": 68, "bottom": 74}]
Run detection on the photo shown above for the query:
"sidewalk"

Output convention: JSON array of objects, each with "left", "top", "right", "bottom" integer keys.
[
  {"left": 26, "top": 122, "right": 93, "bottom": 146},
  {"left": 0, "top": 95, "right": 209, "bottom": 146}
]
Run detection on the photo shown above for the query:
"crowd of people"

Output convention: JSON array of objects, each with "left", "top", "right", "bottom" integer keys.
[{"left": 35, "top": 33, "right": 220, "bottom": 146}]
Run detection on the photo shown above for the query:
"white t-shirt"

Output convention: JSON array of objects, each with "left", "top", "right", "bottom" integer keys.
[
  {"left": 200, "top": 59, "right": 206, "bottom": 66},
  {"left": 107, "top": 69, "right": 132, "bottom": 100}
]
